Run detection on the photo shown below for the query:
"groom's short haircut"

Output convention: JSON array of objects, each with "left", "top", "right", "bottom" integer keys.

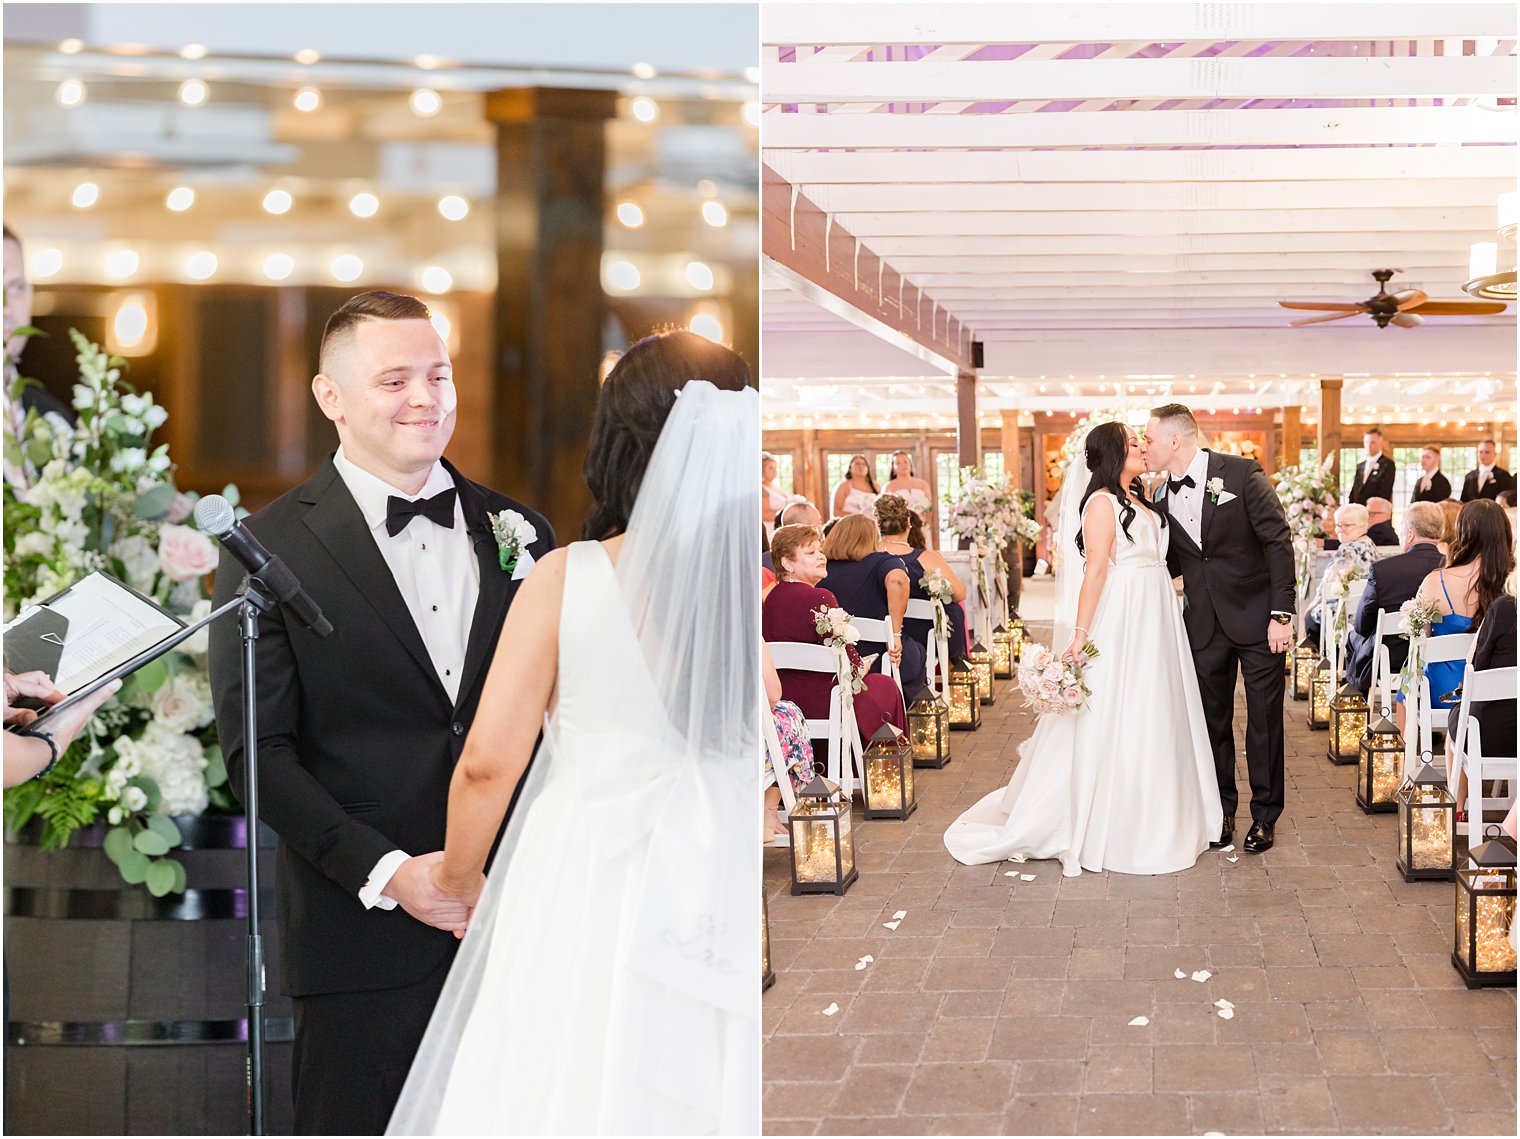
[
  {"left": 1149, "top": 402, "right": 1198, "bottom": 439},
  {"left": 1406, "top": 501, "right": 1446, "bottom": 540},
  {"left": 319, "top": 290, "right": 433, "bottom": 375}
]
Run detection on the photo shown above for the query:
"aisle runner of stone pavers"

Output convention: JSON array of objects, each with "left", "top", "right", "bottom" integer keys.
[{"left": 763, "top": 623, "right": 1517, "bottom": 1136}]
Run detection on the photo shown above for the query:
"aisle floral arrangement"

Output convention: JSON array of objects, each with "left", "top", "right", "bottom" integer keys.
[
  {"left": 4, "top": 331, "right": 241, "bottom": 895},
  {"left": 1271, "top": 457, "right": 1340, "bottom": 586},
  {"left": 945, "top": 468, "right": 1040, "bottom": 550}
]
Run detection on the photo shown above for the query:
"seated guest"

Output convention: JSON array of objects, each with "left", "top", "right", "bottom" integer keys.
[
  {"left": 1410, "top": 445, "right": 1451, "bottom": 504},
  {"left": 1349, "top": 427, "right": 1395, "bottom": 505},
  {"left": 763, "top": 496, "right": 823, "bottom": 572},
  {"left": 762, "top": 524, "right": 908, "bottom": 770},
  {"left": 1304, "top": 503, "right": 1376, "bottom": 642},
  {"left": 1499, "top": 488, "right": 1516, "bottom": 509},
  {"left": 1316, "top": 503, "right": 1340, "bottom": 551},
  {"left": 1438, "top": 500, "right": 1463, "bottom": 559},
  {"left": 875, "top": 493, "right": 970, "bottom": 677},
  {"left": 1402, "top": 500, "right": 1514, "bottom": 727},
  {"left": 1365, "top": 497, "right": 1399, "bottom": 546},
  {"left": 1460, "top": 439, "right": 1516, "bottom": 503},
  {"left": 1346, "top": 501, "right": 1446, "bottom": 694},
  {"left": 820, "top": 514, "right": 925, "bottom": 696},
  {"left": 1447, "top": 590, "right": 1517, "bottom": 818},
  {"left": 762, "top": 642, "right": 812, "bottom": 844}
]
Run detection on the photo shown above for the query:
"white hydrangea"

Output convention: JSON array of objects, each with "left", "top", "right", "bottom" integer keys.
[
  {"left": 116, "top": 723, "right": 209, "bottom": 816},
  {"left": 109, "top": 533, "right": 160, "bottom": 595},
  {"left": 13, "top": 531, "right": 54, "bottom": 558}
]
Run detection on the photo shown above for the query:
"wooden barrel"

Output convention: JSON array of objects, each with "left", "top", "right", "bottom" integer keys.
[{"left": 4, "top": 815, "right": 295, "bottom": 1135}]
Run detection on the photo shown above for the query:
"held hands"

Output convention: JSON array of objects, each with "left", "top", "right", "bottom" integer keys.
[
  {"left": 383, "top": 851, "right": 481, "bottom": 936},
  {"left": 1266, "top": 620, "right": 1294, "bottom": 654}
]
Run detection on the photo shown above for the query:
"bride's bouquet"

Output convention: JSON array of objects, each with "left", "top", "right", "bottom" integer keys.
[{"left": 1017, "top": 639, "right": 1100, "bottom": 716}]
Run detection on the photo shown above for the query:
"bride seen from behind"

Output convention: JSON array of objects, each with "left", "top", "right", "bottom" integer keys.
[
  {"left": 943, "top": 421, "right": 1223, "bottom": 877},
  {"left": 387, "top": 331, "right": 758, "bottom": 1135}
]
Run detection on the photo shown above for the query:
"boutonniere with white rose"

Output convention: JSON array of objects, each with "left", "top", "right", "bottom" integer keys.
[
  {"left": 487, "top": 509, "right": 537, "bottom": 579},
  {"left": 1205, "top": 476, "right": 1226, "bottom": 503}
]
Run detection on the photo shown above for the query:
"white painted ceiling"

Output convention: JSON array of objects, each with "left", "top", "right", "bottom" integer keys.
[{"left": 760, "top": 3, "right": 1518, "bottom": 424}]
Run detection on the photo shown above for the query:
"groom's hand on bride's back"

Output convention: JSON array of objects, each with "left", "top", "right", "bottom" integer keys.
[{"left": 382, "top": 850, "right": 477, "bottom": 933}]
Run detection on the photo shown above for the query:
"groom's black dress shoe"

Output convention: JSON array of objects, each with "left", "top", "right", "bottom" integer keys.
[
  {"left": 1210, "top": 818, "right": 1235, "bottom": 849},
  {"left": 1243, "top": 822, "right": 1274, "bottom": 853}
]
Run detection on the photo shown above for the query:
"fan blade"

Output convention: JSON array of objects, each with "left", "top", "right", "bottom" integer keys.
[
  {"left": 1278, "top": 300, "right": 1365, "bottom": 312},
  {"left": 1408, "top": 300, "right": 1510, "bottom": 315},
  {"left": 1392, "top": 288, "right": 1429, "bottom": 311},
  {"left": 1290, "top": 311, "right": 1360, "bottom": 327},
  {"left": 1390, "top": 312, "right": 1424, "bottom": 328}
]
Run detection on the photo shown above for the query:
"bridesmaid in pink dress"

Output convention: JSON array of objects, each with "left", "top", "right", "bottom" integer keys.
[{"left": 762, "top": 524, "right": 907, "bottom": 773}]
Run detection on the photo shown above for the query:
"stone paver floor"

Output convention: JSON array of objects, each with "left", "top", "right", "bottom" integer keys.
[{"left": 763, "top": 624, "right": 1517, "bottom": 1136}]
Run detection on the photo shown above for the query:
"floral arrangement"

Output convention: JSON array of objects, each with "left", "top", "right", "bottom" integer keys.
[
  {"left": 1016, "top": 638, "right": 1101, "bottom": 716},
  {"left": 945, "top": 468, "right": 1039, "bottom": 551},
  {"left": 1056, "top": 408, "right": 1134, "bottom": 472},
  {"left": 919, "top": 569, "right": 952, "bottom": 641},
  {"left": 812, "top": 604, "right": 866, "bottom": 694},
  {"left": 1395, "top": 594, "right": 1444, "bottom": 702},
  {"left": 4, "top": 331, "right": 241, "bottom": 895},
  {"left": 487, "top": 508, "right": 537, "bottom": 575},
  {"left": 1272, "top": 457, "right": 1340, "bottom": 585},
  {"left": 1328, "top": 563, "right": 1368, "bottom": 640}
]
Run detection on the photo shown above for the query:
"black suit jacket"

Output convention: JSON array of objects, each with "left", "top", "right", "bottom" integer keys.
[
  {"left": 1162, "top": 450, "right": 1296, "bottom": 650},
  {"left": 1349, "top": 456, "right": 1395, "bottom": 505},
  {"left": 1345, "top": 541, "right": 1444, "bottom": 694},
  {"left": 1367, "top": 520, "right": 1400, "bottom": 547},
  {"left": 208, "top": 457, "right": 554, "bottom": 998},
  {"left": 1460, "top": 466, "right": 1515, "bottom": 503},
  {"left": 1410, "top": 471, "right": 1451, "bottom": 504}
]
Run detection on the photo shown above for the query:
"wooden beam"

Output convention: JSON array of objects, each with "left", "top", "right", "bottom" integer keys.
[
  {"left": 1282, "top": 405, "right": 1303, "bottom": 468},
  {"left": 956, "top": 370, "right": 979, "bottom": 471},
  {"left": 1318, "top": 377, "right": 1345, "bottom": 483},
  {"left": 761, "top": 106, "right": 1515, "bottom": 151},
  {"left": 761, "top": 162, "right": 976, "bottom": 373}
]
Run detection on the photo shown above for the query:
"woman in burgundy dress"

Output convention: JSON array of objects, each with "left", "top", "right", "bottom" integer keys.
[{"left": 762, "top": 524, "right": 907, "bottom": 774}]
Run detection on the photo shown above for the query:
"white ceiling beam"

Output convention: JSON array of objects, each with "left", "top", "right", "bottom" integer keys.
[
  {"left": 764, "top": 145, "right": 1518, "bottom": 185},
  {"left": 906, "top": 268, "right": 1480, "bottom": 286},
  {"left": 764, "top": 4, "right": 1517, "bottom": 47},
  {"left": 921, "top": 283, "right": 1476, "bottom": 300},
  {"left": 765, "top": 56, "right": 1517, "bottom": 105},
  {"left": 836, "top": 206, "right": 1494, "bottom": 236},
  {"left": 762, "top": 105, "right": 1517, "bottom": 149},
  {"left": 804, "top": 177, "right": 1513, "bottom": 214},
  {"left": 863, "top": 230, "right": 1499, "bottom": 257},
  {"left": 884, "top": 253, "right": 1470, "bottom": 275}
]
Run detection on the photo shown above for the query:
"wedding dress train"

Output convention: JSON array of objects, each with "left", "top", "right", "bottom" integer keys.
[{"left": 943, "top": 492, "right": 1222, "bottom": 876}]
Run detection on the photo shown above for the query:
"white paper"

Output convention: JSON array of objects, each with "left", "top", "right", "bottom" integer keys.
[
  {"left": 1128, "top": 1016, "right": 1149, "bottom": 1026},
  {"left": 882, "top": 920, "right": 900, "bottom": 930},
  {"left": 1173, "top": 969, "right": 1188, "bottom": 979},
  {"left": 1217, "top": 1008, "right": 1235, "bottom": 1020},
  {"left": 892, "top": 910, "right": 907, "bottom": 920},
  {"left": 1191, "top": 970, "right": 1212, "bottom": 982},
  {"left": 821, "top": 1003, "right": 839, "bottom": 1016},
  {"left": 10, "top": 573, "right": 183, "bottom": 693},
  {"left": 1020, "top": 873, "right": 1036, "bottom": 881}
]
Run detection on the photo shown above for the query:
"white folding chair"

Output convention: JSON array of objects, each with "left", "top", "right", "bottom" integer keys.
[
  {"left": 766, "top": 641, "right": 862, "bottom": 795},
  {"left": 851, "top": 615, "right": 902, "bottom": 691},
  {"left": 761, "top": 697, "right": 799, "bottom": 815},
  {"left": 1448, "top": 664, "right": 1519, "bottom": 841},
  {"left": 905, "top": 598, "right": 950, "bottom": 695},
  {"left": 1367, "top": 608, "right": 1405, "bottom": 717},
  {"left": 1416, "top": 632, "right": 1478, "bottom": 759}
]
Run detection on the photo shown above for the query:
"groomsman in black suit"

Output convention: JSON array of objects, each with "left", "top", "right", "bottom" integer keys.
[
  {"left": 1409, "top": 445, "right": 1452, "bottom": 504},
  {"left": 1348, "top": 427, "right": 1395, "bottom": 506},
  {"left": 208, "top": 292, "right": 554, "bottom": 1134},
  {"left": 1460, "top": 439, "right": 1515, "bottom": 502},
  {"left": 1345, "top": 501, "right": 1447, "bottom": 694}
]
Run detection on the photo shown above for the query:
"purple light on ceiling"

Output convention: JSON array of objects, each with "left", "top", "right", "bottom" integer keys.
[{"left": 963, "top": 44, "right": 1038, "bottom": 61}]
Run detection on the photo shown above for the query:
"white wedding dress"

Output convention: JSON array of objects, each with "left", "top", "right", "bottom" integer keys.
[
  {"left": 388, "top": 382, "right": 758, "bottom": 1135},
  {"left": 943, "top": 491, "right": 1222, "bottom": 876}
]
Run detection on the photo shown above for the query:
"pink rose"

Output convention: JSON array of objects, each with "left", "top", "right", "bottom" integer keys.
[
  {"left": 165, "top": 492, "right": 195, "bottom": 524},
  {"left": 158, "top": 524, "right": 218, "bottom": 582}
]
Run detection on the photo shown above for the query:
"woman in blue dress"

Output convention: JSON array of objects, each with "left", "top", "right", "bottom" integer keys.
[
  {"left": 874, "top": 493, "right": 969, "bottom": 690},
  {"left": 820, "top": 513, "right": 926, "bottom": 696}
]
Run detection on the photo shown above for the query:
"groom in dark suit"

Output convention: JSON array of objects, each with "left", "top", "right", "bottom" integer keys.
[
  {"left": 1145, "top": 404, "right": 1296, "bottom": 853},
  {"left": 208, "top": 291, "right": 553, "bottom": 1134}
]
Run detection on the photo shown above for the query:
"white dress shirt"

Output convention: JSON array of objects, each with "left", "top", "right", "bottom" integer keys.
[
  {"left": 332, "top": 447, "right": 481, "bottom": 910},
  {"left": 1477, "top": 463, "right": 1494, "bottom": 491},
  {"left": 1168, "top": 448, "right": 1211, "bottom": 548}
]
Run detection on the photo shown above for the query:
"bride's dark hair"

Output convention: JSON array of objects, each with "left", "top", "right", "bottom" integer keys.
[
  {"left": 582, "top": 330, "right": 751, "bottom": 540},
  {"left": 1075, "top": 421, "right": 1163, "bottom": 556}
]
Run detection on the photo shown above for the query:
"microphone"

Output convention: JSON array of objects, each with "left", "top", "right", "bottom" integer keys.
[{"left": 193, "top": 495, "right": 334, "bottom": 638}]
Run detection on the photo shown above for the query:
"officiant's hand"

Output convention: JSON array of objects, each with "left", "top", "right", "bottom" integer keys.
[{"left": 383, "top": 851, "right": 474, "bottom": 933}]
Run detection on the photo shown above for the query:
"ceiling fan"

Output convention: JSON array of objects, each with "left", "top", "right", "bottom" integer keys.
[{"left": 1277, "top": 269, "right": 1509, "bottom": 329}]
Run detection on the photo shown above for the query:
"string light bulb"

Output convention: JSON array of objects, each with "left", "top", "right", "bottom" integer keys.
[
  {"left": 293, "top": 87, "right": 321, "bottom": 112},
  {"left": 437, "top": 194, "right": 469, "bottom": 221},
  {"left": 178, "top": 79, "right": 208, "bottom": 106},
  {"left": 56, "top": 79, "right": 86, "bottom": 107},
  {"left": 410, "top": 88, "right": 442, "bottom": 117},
  {"left": 166, "top": 186, "right": 195, "bottom": 212}
]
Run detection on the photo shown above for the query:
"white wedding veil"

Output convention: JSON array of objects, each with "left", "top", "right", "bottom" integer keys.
[
  {"left": 1052, "top": 444, "right": 1092, "bottom": 651},
  {"left": 387, "top": 379, "right": 760, "bottom": 1135}
]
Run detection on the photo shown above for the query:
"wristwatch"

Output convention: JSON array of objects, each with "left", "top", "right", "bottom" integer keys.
[{"left": 1270, "top": 613, "right": 1293, "bottom": 625}]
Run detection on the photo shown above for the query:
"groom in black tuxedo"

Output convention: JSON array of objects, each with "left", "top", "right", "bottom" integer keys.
[
  {"left": 208, "top": 291, "right": 553, "bottom": 1134},
  {"left": 1145, "top": 404, "right": 1296, "bottom": 854}
]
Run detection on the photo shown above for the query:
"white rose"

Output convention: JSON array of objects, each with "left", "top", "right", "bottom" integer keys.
[
  {"left": 111, "top": 448, "right": 147, "bottom": 474},
  {"left": 121, "top": 786, "right": 149, "bottom": 812},
  {"left": 181, "top": 599, "right": 214, "bottom": 655},
  {"left": 144, "top": 404, "right": 168, "bottom": 430},
  {"left": 151, "top": 673, "right": 214, "bottom": 733},
  {"left": 158, "top": 524, "right": 218, "bottom": 582},
  {"left": 109, "top": 534, "right": 161, "bottom": 595}
]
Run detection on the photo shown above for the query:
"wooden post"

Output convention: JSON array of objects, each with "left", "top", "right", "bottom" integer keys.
[
  {"left": 485, "top": 87, "right": 617, "bottom": 542},
  {"left": 956, "top": 371, "right": 979, "bottom": 471},
  {"left": 1282, "top": 404, "right": 1302, "bottom": 470},
  {"left": 1318, "top": 377, "right": 1344, "bottom": 485},
  {"left": 999, "top": 408, "right": 1023, "bottom": 609}
]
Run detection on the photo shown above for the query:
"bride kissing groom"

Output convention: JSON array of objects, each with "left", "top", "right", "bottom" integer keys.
[{"left": 945, "top": 403, "right": 1295, "bottom": 875}]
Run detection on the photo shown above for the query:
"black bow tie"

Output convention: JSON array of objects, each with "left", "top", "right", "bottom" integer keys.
[
  {"left": 385, "top": 487, "right": 457, "bottom": 537},
  {"left": 1168, "top": 474, "right": 1195, "bottom": 495}
]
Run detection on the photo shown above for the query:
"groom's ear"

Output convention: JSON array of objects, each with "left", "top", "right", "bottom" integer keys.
[{"left": 312, "top": 373, "right": 344, "bottom": 424}]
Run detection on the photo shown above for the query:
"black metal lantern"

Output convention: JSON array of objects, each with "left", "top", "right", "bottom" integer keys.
[
  {"left": 1307, "top": 656, "right": 1333, "bottom": 730},
  {"left": 762, "top": 892, "right": 775, "bottom": 991},
  {"left": 948, "top": 660, "right": 981, "bottom": 730},
  {"left": 1452, "top": 828, "right": 1517, "bottom": 989},
  {"left": 907, "top": 687, "right": 951, "bottom": 769},
  {"left": 1355, "top": 713, "right": 1403, "bottom": 813},
  {"left": 787, "top": 775, "right": 857, "bottom": 896},
  {"left": 991, "top": 626, "right": 1015, "bottom": 679},
  {"left": 970, "top": 639, "right": 995, "bottom": 705},
  {"left": 1009, "top": 613, "right": 1026, "bottom": 656},
  {"left": 1291, "top": 637, "right": 1318, "bottom": 701},
  {"left": 1396, "top": 760, "right": 1456, "bottom": 881},
  {"left": 861, "top": 723, "right": 918, "bottom": 821},
  {"left": 1329, "top": 682, "right": 1369, "bottom": 765}
]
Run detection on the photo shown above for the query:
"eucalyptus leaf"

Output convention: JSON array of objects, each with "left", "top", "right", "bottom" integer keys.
[
  {"left": 204, "top": 747, "right": 227, "bottom": 789},
  {"left": 119, "top": 850, "right": 150, "bottom": 884},
  {"left": 103, "top": 825, "right": 135, "bottom": 865},
  {"left": 147, "top": 813, "right": 182, "bottom": 848},
  {"left": 134, "top": 483, "right": 178, "bottom": 520},
  {"left": 24, "top": 436, "right": 51, "bottom": 467},
  {"left": 145, "top": 860, "right": 177, "bottom": 897},
  {"left": 3, "top": 433, "right": 24, "bottom": 470},
  {"left": 137, "top": 777, "right": 162, "bottom": 815},
  {"left": 135, "top": 659, "right": 169, "bottom": 693},
  {"left": 133, "top": 829, "right": 171, "bottom": 857},
  {"left": 169, "top": 859, "right": 188, "bottom": 894},
  {"left": 221, "top": 484, "right": 241, "bottom": 508}
]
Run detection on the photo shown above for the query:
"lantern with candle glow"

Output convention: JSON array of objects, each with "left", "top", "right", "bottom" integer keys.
[{"left": 787, "top": 775, "right": 857, "bottom": 896}]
